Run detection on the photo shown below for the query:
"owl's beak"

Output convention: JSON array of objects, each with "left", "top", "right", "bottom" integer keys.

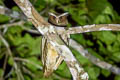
[{"left": 56, "top": 18, "right": 59, "bottom": 24}]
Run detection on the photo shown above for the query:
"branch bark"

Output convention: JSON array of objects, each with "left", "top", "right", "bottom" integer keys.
[
  {"left": 0, "top": 5, "right": 26, "bottom": 20},
  {"left": 69, "top": 39, "right": 120, "bottom": 75},
  {"left": 64, "top": 24, "right": 120, "bottom": 35}
]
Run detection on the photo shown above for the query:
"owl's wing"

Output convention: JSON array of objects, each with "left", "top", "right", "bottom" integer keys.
[
  {"left": 41, "top": 37, "right": 63, "bottom": 77},
  {"left": 41, "top": 37, "right": 47, "bottom": 65}
]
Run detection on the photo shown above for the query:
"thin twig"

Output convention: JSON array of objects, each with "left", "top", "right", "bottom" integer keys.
[
  {"left": 0, "top": 21, "right": 25, "bottom": 29},
  {"left": 2, "top": 53, "right": 8, "bottom": 77},
  {"left": 0, "top": 20, "right": 40, "bottom": 34},
  {"left": 22, "top": 66, "right": 35, "bottom": 77},
  {"left": 14, "top": 57, "right": 42, "bottom": 70}
]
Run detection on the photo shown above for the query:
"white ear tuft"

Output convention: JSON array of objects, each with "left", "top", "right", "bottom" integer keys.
[
  {"left": 58, "top": 12, "right": 69, "bottom": 17},
  {"left": 48, "top": 12, "right": 57, "bottom": 17}
]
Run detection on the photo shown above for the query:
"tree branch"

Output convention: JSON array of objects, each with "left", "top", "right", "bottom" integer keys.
[
  {"left": 0, "top": 5, "right": 26, "bottom": 20},
  {"left": 0, "top": 21, "right": 24, "bottom": 29},
  {"left": 69, "top": 39, "right": 120, "bottom": 75},
  {"left": 64, "top": 24, "right": 120, "bottom": 35},
  {"left": 0, "top": 20, "right": 40, "bottom": 34}
]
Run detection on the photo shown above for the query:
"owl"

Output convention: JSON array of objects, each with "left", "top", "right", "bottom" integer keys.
[
  {"left": 42, "top": 13, "right": 69, "bottom": 77},
  {"left": 48, "top": 12, "right": 68, "bottom": 27}
]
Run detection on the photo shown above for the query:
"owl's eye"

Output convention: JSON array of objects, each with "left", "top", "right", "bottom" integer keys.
[
  {"left": 59, "top": 16, "right": 63, "bottom": 20},
  {"left": 52, "top": 16, "right": 56, "bottom": 20},
  {"left": 49, "top": 16, "right": 55, "bottom": 20},
  {"left": 60, "top": 16, "right": 66, "bottom": 22}
]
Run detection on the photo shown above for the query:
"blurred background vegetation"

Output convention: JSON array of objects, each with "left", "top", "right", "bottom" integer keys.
[{"left": 1, "top": 0, "right": 120, "bottom": 80}]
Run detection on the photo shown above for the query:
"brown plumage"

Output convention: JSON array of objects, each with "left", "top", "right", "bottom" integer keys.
[
  {"left": 42, "top": 37, "right": 63, "bottom": 77},
  {"left": 48, "top": 12, "right": 68, "bottom": 27}
]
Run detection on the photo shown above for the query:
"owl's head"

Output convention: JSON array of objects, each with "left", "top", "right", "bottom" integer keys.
[{"left": 48, "top": 12, "right": 68, "bottom": 27}]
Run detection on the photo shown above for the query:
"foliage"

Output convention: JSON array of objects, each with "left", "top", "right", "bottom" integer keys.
[{"left": 0, "top": 0, "right": 120, "bottom": 80}]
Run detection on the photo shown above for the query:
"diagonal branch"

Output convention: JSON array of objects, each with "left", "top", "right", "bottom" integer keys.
[
  {"left": 69, "top": 39, "right": 120, "bottom": 75},
  {"left": 13, "top": 0, "right": 49, "bottom": 32}
]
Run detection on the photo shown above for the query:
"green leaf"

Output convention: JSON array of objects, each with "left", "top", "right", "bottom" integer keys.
[
  {"left": 87, "top": 48, "right": 104, "bottom": 60},
  {"left": 0, "top": 68, "right": 3, "bottom": 77},
  {"left": 12, "top": 6, "right": 21, "bottom": 12},
  {"left": 34, "top": 0, "right": 46, "bottom": 12},
  {"left": 97, "top": 31, "right": 116, "bottom": 45},
  {"left": 25, "top": 57, "right": 42, "bottom": 72},
  {"left": 86, "top": 40, "right": 94, "bottom": 46},
  {"left": 97, "top": 40, "right": 107, "bottom": 54},
  {"left": 8, "top": 57, "right": 14, "bottom": 66},
  {"left": 71, "top": 48, "right": 90, "bottom": 65},
  {"left": 24, "top": 75, "right": 31, "bottom": 80},
  {"left": 86, "top": 67, "right": 100, "bottom": 80},
  {"left": 0, "top": 14, "right": 10, "bottom": 23},
  {"left": 56, "top": 62, "right": 71, "bottom": 78},
  {"left": 71, "top": 34, "right": 86, "bottom": 46},
  {"left": 114, "top": 75, "right": 120, "bottom": 80},
  {"left": 101, "top": 69, "right": 111, "bottom": 77},
  {"left": 111, "top": 52, "right": 120, "bottom": 62}
]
